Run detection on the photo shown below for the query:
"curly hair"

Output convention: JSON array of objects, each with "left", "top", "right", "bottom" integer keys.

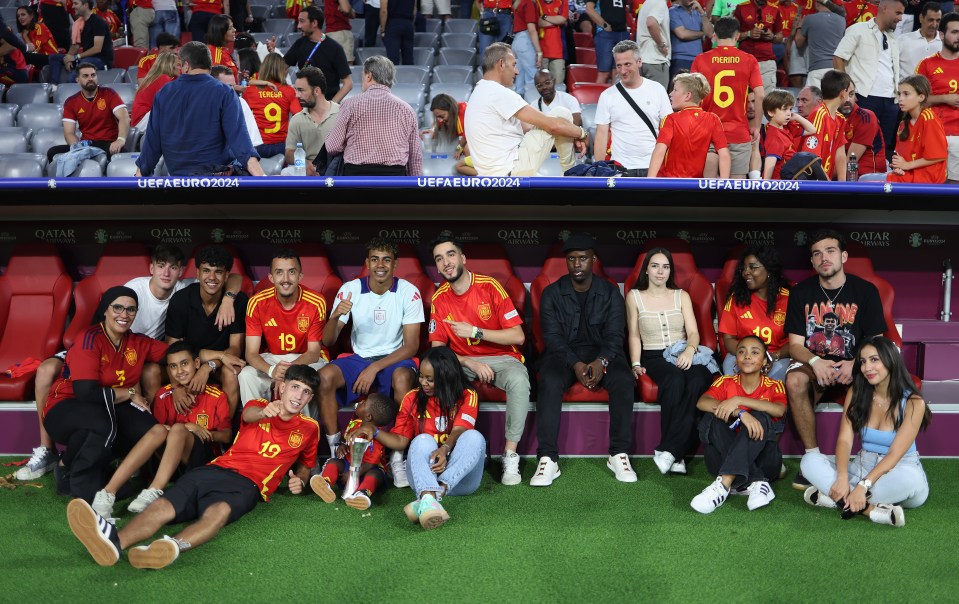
[{"left": 726, "top": 245, "right": 789, "bottom": 317}]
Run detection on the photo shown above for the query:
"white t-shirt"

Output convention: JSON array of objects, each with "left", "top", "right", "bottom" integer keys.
[
  {"left": 464, "top": 79, "right": 530, "bottom": 176},
  {"left": 239, "top": 98, "right": 264, "bottom": 146},
  {"left": 334, "top": 277, "right": 424, "bottom": 359},
  {"left": 125, "top": 276, "right": 192, "bottom": 340},
  {"left": 595, "top": 80, "right": 671, "bottom": 169},
  {"left": 637, "top": 0, "right": 670, "bottom": 65},
  {"left": 899, "top": 29, "right": 941, "bottom": 81},
  {"left": 537, "top": 90, "right": 583, "bottom": 116}
]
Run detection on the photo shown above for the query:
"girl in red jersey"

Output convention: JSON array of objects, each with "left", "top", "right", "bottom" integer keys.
[
  {"left": 888, "top": 75, "right": 948, "bottom": 184},
  {"left": 690, "top": 335, "right": 787, "bottom": 514},
  {"left": 131, "top": 50, "right": 178, "bottom": 128},
  {"left": 719, "top": 245, "right": 791, "bottom": 380},
  {"left": 43, "top": 287, "right": 168, "bottom": 504},
  {"left": 16, "top": 5, "right": 62, "bottom": 68},
  {"left": 352, "top": 347, "right": 486, "bottom": 531},
  {"left": 243, "top": 52, "right": 302, "bottom": 158}
]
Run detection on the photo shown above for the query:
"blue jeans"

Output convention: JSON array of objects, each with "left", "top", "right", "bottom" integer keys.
[
  {"left": 594, "top": 29, "right": 628, "bottom": 73},
  {"left": 478, "top": 10, "right": 512, "bottom": 61},
  {"left": 256, "top": 141, "right": 286, "bottom": 158},
  {"left": 512, "top": 30, "right": 537, "bottom": 97},
  {"left": 408, "top": 430, "right": 486, "bottom": 500},
  {"left": 150, "top": 10, "right": 181, "bottom": 50},
  {"left": 49, "top": 56, "right": 106, "bottom": 84},
  {"left": 800, "top": 450, "right": 929, "bottom": 508}
]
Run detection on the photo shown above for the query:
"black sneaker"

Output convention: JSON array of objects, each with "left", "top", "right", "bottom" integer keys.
[
  {"left": 54, "top": 463, "right": 71, "bottom": 497},
  {"left": 66, "top": 498, "right": 121, "bottom": 566},
  {"left": 791, "top": 470, "right": 811, "bottom": 491}
]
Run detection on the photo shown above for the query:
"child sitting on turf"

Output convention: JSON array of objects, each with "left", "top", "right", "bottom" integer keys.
[
  {"left": 690, "top": 335, "right": 787, "bottom": 514},
  {"left": 91, "top": 341, "right": 232, "bottom": 519},
  {"left": 648, "top": 72, "right": 730, "bottom": 179},
  {"left": 309, "top": 392, "right": 397, "bottom": 511},
  {"left": 760, "top": 88, "right": 817, "bottom": 180}
]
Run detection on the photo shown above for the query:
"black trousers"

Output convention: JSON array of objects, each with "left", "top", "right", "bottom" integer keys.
[
  {"left": 364, "top": 3, "right": 381, "bottom": 47},
  {"left": 384, "top": 18, "right": 413, "bottom": 65},
  {"left": 536, "top": 350, "right": 635, "bottom": 461},
  {"left": 39, "top": 3, "right": 71, "bottom": 52},
  {"left": 642, "top": 349, "right": 712, "bottom": 459},
  {"left": 44, "top": 397, "right": 157, "bottom": 502},
  {"left": 699, "top": 411, "right": 781, "bottom": 489}
]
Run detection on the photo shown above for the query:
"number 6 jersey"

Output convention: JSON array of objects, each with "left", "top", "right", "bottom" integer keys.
[{"left": 692, "top": 45, "right": 764, "bottom": 145}]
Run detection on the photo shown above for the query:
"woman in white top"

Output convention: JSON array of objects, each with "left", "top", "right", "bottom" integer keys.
[{"left": 626, "top": 247, "right": 714, "bottom": 475}]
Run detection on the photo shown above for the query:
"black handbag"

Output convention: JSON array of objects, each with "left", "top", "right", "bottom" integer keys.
[
  {"left": 479, "top": 16, "right": 500, "bottom": 36},
  {"left": 781, "top": 151, "right": 829, "bottom": 180}
]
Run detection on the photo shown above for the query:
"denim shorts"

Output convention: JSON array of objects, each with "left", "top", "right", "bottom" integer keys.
[{"left": 594, "top": 29, "right": 629, "bottom": 72}]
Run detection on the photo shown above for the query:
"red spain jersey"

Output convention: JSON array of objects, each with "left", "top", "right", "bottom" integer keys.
[
  {"left": 137, "top": 50, "right": 161, "bottom": 80},
  {"left": 778, "top": 2, "right": 798, "bottom": 38},
  {"left": 655, "top": 106, "right": 728, "bottom": 177},
  {"left": 692, "top": 46, "right": 764, "bottom": 144},
  {"left": 844, "top": 104, "right": 886, "bottom": 174},
  {"left": 246, "top": 285, "right": 328, "bottom": 360},
  {"left": 153, "top": 383, "right": 231, "bottom": 431},
  {"left": 535, "top": 0, "right": 568, "bottom": 59},
  {"left": 212, "top": 399, "right": 319, "bottom": 501},
  {"left": 456, "top": 101, "right": 467, "bottom": 137},
  {"left": 734, "top": 2, "right": 782, "bottom": 62},
  {"left": 45, "top": 324, "right": 168, "bottom": 417},
  {"left": 94, "top": 8, "right": 122, "bottom": 34},
  {"left": 916, "top": 53, "right": 959, "bottom": 136},
  {"left": 0, "top": 48, "right": 27, "bottom": 78},
  {"left": 63, "top": 86, "right": 125, "bottom": 142},
  {"left": 192, "top": 0, "right": 223, "bottom": 14},
  {"left": 759, "top": 124, "right": 795, "bottom": 179},
  {"left": 706, "top": 374, "right": 787, "bottom": 420},
  {"left": 803, "top": 103, "right": 846, "bottom": 178},
  {"left": 887, "top": 109, "right": 948, "bottom": 184},
  {"left": 209, "top": 44, "right": 238, "bottom": 81},
  {"left": 393, "top": 388, "right": 479, "bottom": 444},
  {"left": 719, "top": 288, "right": 789, "bottom": 352},
  {"left": 842, "top": 0, "right": 877, "bottom": 27},
  {"left": 429, "top": 273, "right": 524, "bottom": 361},
  {"left": 785, "top": 116, "right": 807, "bottom": 150},
  {"left": 26, "top": 22, "right": 60, "bottom": 55},
  {"left": 344, "top": 415, "right": 388, "bottom": 468},
  {"left": 242, "top": 84, "right": 303, "bottom": 144}
]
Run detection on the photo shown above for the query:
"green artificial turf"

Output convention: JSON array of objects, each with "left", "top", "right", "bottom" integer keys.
[{"left": 2, "top": 456, "right": 957, "bottom": 602}]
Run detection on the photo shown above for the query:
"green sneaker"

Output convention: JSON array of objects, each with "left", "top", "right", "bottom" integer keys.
[
  {"left": 403, "top": 499, "right": 421, "bottom": 523},
  {"left": 417, "top": 494, "right": 450, "bottom": 530}
]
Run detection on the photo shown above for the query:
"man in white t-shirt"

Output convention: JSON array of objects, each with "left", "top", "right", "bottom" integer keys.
[
  {"left": 317, "top": 238, "right": 423, "bottom": 485},
  {"left": 464, "top": 42, "right": 589, "bottom": 176},
  {"left": 533, "top": 69, "right": 583, "bottom": 126},
  {"left": 636, "top": 0, "right": 671, "bottom": 88},
  {"left": 594, "top": 39, "right": 672, "bottom": 176},
  {"left": 898, "top": 3, "right": 942, "bottom": 77}
]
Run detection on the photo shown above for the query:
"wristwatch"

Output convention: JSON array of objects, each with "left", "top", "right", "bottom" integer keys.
[
  {"left": 598, "top": 356, "right": 609, "bottom": 368},
  {"left": 208, "top": 360, "right": 217, "bottom": 371},
  {"left": 858, "top": 478, "right": 873, "bottom": 491},
  {"left": 128, "top": 387, "right": 136, "bottom": 399},
  {"left": 475, "top": 328, "right": 484, "bottom": 340},
  {"left": 224, "top": 291, "right": 237, "bottom": 299}
]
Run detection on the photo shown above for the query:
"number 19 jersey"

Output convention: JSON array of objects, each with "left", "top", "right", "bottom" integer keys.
[{"left": 692, "top": 45, "right": 764, "bottom": 144}]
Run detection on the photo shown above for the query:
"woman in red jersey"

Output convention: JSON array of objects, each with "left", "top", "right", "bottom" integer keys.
[
  {"left": 243, "top": 52, "right": 302, "bottom": 157},
  {"left": 16, "top": 5, "right": 62, "bottom": 68},
  {"left": 888, "top": 74, "right": 948, "bottom": 184},
  {"left": 131, "top": 50, "right": 178, "bottom": 128},
  {"left": 206, "top": 14, "right": 239, "bottom": 82}
]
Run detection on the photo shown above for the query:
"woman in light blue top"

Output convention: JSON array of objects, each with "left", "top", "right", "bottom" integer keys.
[{"left": 800, "top": 335, "right": 931, "bottom": 528}]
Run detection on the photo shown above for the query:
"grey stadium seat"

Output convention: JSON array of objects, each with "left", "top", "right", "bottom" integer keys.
[
  {"left": 0, "top": 127, "right": 30, "bottom": 153},
  {"left": 438, "top": 47, "right": 476, "bottom": 67},
  {"left": 428, "top": 82, "right": 472, "bottom": 104},
  {"left": 6, "top": 83, "right": 51, "bottom": 105},
  {"left": 412, "top": 47, "right": 436, "bottom": 68},
  {"left": 580, "top": 103, "right": 596, "bottom": 130},
  {"left": 0, "top": 103, "right": 18, "bottom": 127},
  {"left": 0, "top": 156, "right": 44, "bottom": 177},
  {"left": 48, "top": 154, "right": 106, "bottom": 177},
  {"left": 392, "top": 83, "right": 427, "bottom": 108},
  {"left": 30, "top": 127, "right": 67, "bottom": 156},
  {"left": 105, "top": 84, "right": 137, "bottom": 105},
  {"left": 441, "top": 32, "right": 477, "bottom": 49},
  {"left": 17, "top": 104, "right": 62, "bottom": 131},
  {"left": 107, "top": 156, "right": 139, "bottom": 177},
  {"left": 394, "top": 65, "right": 430, "bottom": 85},
  {"left": 127, "top": 65, "right": 139, "bottom": 83},
  {"left": 54, "top": 83, "right": 82, "bottom": 105},
  {"left": 414, "top": 32, "right": 438, "bottom": 48},
  {"left": 536, "top": 154, "right": 564, "bottom": 177},
  {"left": 422, "top": 18, "right": 442, "bottom": 34},
  {"left": 444, "top": 19, "right": 477, "bottom": 34},
  {"left": 431, "top": 65, "right": 473, "bottom": 84},
  {"left": 421, "top": 155, "right": 457, "bottom": 176},
  {"left": 259, "top": 154, "right": 285, "bottom": 175},
  {"left": 0, "top": 152, "right": 48, "bottom": 170},
  {"left": 351, "top": 64, "right": 364, "bottom": 83},
  {"left": 356, "top": 47, "right": 387, "bottom": 63},
  {"left": 263, "top": 18, "right": 293, "bottom": 36},
  {"left": 100, "top": 68, "right": 128, "bottom": 83},
  {"left": 859, "top": 173, "right": 889, "bottom": 182}
]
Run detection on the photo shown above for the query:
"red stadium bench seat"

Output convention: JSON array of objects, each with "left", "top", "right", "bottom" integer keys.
[
  {"left": 573, "top": 31, "right": 594, "bottom": 48},
  {"left": 570, "top": 82, "right": 609, "bottom": 105},
  {"left": 113, "top": 46, "right": 147, "bottom": 70},
  {"left": 567, "top": 64, "right": 599, "bottom": 87}
]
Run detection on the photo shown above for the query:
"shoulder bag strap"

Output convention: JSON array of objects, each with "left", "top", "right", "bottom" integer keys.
[{"left": 616, "top": 81, "right": 657, "bottom": 139}]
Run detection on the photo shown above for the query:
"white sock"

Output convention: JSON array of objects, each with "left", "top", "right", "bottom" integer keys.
[
  {"left": 327, "top": 432, "right": 341, "bottom": 457},
  {"left": 390, "top": 449, "right": 404, "bottom": 464},
  {"left": 805, "top": 447, "right": 820, "bottom": 455}
]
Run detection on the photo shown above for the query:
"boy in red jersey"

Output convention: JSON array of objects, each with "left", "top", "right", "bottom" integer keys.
[
  {"left": 648, "top": 72, "right": 730, "bottom": 178},
  {"left": 690, "top": 335, "right": 788, "bottom": 514},
  {"left": 801, "top": 69, "right": 850, "bottom": 179},
  {"left": 760, "top": 88, "right": 816, "bottom": 178},
  {"left": 309, "top": 393, "right": 397, "bottom": 510},
  {"left": 90, "top": 341, "right": 232, "bottom": 520},
  {"left": 66, "top": 365, "right": 320, "bottom": 570}
]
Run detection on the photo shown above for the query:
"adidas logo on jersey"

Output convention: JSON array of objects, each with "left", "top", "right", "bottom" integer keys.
[
  {"left": 265, "top": 318, "right": 277, "bottom": 327},
  {"left": 740, "top": 311, "right": 753, "bottom": 319},
  {"left": 935, "top": 67, "right": 944, "bottom": 74}
]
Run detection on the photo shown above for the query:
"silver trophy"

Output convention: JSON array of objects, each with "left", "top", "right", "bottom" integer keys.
[{"left": 343, "top": 438, "right": 370, "bottom": 498}]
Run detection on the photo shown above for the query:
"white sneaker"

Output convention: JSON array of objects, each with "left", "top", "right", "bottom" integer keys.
[
  {"left": 803, "top": 486, "right": 838, "bottom": 509},
  {"left": 869, "top": 503, "right": 906, "bottom": 528},
  {"left": 127, "top": 488, "right": 164, "bottom": 513},
  {"left": 690, "top": 477, "right": 730, "bottom": 514},
  {"left": 670, "top": 460, "right": 687, "bottom": 475},
  {"left": 15, "top": 447, "right": 58, "bottom": 480},
  {"left": 390, "top": 451, "right": 409, "bottom": 488},
  {"left": 746, "top": 481, "right": 775, "bottom": 511},
  {"left": 607, "top": 453, "right": 638, "bottom": 483},
  {"left": 91, "top": 490, "right": 116, "bottom": 520},
  {"left": 529, "top": 456, "right": 560, "bottom": 487},
  {"left": 653, "top": 450, "right": 675, "bottom": 475},
  {"left": 501, "top": 451, "right": 521, "bottom": 486}
]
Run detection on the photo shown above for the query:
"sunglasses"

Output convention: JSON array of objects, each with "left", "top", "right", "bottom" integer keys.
[
  {"left": 110, "top": 304, "right": 139, "bottom": 315},
  {"left": 882, "top": 33, "right": 888, "bottom": 50}
]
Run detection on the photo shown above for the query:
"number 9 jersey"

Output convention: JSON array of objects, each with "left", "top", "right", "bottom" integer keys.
[{"left": 692, "top": 45, "right": 764, "bottom": 145}]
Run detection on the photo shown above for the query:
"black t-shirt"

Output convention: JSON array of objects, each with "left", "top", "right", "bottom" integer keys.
[
  {"left": 785, "top": 273, "right": 887, "bottom": 362},
  {"left": 589, "top": 0, "right": 627, "bottom": 32},
  {"left": 284, "top": 36, "right": 351, "bottom": 100},
  {"left": 570, "top": 288, "right": 594, "bottom": 353},
  {"left": 165, "top": 283, "right": 247, "bottom": 352},
  {"left": 81, "top": 14, "right": 114, "bottom": 67}
]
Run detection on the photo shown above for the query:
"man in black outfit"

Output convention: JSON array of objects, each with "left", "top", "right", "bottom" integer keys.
[
  {"left": 531, "top": 233, "right": 638, "bottom": 487},
  {"left": 284, "top": 6, "right": 353, "bottom": 102},
  {"left": 47, "top": 0, "right": 114, "bottom": 84}
]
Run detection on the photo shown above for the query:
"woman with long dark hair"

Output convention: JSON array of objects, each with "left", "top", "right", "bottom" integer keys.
[
  {"left": 719, "top": 245, "right": 791, "bottom": 380},
  {"left": 206, "top": 14, "right": 239, "bottom": 82},
  {"left": 800, "top": 335, "right": 930, "bottom": 527},
  {"left": 353, "top": 347, "right": 486, "bottom": 530},
  {"left": 16, "top": 5, "right": 61, "bottom": 68},
  {"left": 626, "top": 247, "right": 714, "bottom": 476},
  {"left": 887, "top": 74, "right": 948, "bottom": 184}
]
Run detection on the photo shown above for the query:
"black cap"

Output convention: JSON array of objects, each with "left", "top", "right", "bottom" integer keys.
[{"left": 562, "top": 233, "right": 597, "bottom": 253}]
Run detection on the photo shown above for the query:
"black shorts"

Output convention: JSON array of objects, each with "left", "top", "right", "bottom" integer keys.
[
  {"left": 163, "top": 465, "right": 259, "bottom": 525},
  {"left": 182, "top": 433, "right": 215, "bottom": 473}
]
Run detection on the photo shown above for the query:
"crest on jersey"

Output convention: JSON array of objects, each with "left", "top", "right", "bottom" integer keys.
[
  {"left": 478, "top": 303, "right": 492, "bottom": 321},
  {"left": 434, "top": 416, "right": 448, "bottom": 433},
  {"left": 97, "top": 98, "right": 106, "bottom": 111},
  {"left": 428, "top": 319, "right": 436, "bottom": 334},
  {"left": 804, "top": 136, "right": 819, "bottom": 150},
  {"left": 774, "top": 309, "right": 786, "bottom": 326},
  {"left": 196, "top": 414, "right": 209, "bottom": 429},
  {"left": 374, "top": 309, "right": 386, "bottom": 324},
  {"left": 288, "top": 429, "right": 304, "bottom": 448},
  {"left": 297, "top": 314, "right": 310, "bottom": 333},
  {"left": 124, "top": 348, "right": 138, "bottom": 366}
]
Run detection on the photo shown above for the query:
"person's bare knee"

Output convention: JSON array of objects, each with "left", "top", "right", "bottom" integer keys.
[{"left": 391, "top": 368, "right": 415, "bottom": 404}]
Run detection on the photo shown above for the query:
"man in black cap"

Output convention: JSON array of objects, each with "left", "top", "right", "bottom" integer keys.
[{"left": 531, "top": 233, "right": 637, "bottom": 486}]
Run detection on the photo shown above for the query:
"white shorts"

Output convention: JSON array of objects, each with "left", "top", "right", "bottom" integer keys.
[{"left": 947, "top": 136, "right": 959, "bottom": 181}]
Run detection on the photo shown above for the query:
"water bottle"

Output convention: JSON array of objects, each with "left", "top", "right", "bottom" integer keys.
[
  {"left": 846, "top": 151, "right": 858, "bottom": 182},
  {"left": 422, "top": 130, "right": 433, "bottom": 153},
  {"left": 293, "top": 143, "right": 306, "bottom": 176}
]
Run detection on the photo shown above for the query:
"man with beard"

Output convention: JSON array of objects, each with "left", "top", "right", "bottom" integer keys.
[
  {"left": 283, "top": 7, "right": 352, "bottom": 103},
  {"left": 532, "top": 233, "right": 637, "bottom": 487},
  {"left": 238, "top": 249, "right": 328, "bottom": 418},
  {"left": 916, "top": 11, "right": 959, "bottom": 183},
  {"left": 283, "top": 67, "right": 340, "bottom": 176},
  {"left": 784, "top": 229, "right": 886, "bottom": 489},
  {"left": 47, "top": 0, "right": 114, "bottom": 85},
  {"left": 47, "top": 63, "right": 129, "bottom": 163},
  {"left": 428, "top": 236, "right": 529, "bottom": 486},
  {"left": 733, "top": 0, "right": 783, "bottom": 92},
  {"left": 839, "top": 79, "right": 887, "bottom": 175},
  {"left": 533, "top": 69, "right": 583, "bottom": 127}
]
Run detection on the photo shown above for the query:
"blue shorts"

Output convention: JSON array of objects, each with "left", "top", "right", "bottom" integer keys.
[
  {"left": 594, "top": 29, "right": 629, "bottom": 73},
  {"left": 332, "top": 355, "right": 417, "bottom": 407}
]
